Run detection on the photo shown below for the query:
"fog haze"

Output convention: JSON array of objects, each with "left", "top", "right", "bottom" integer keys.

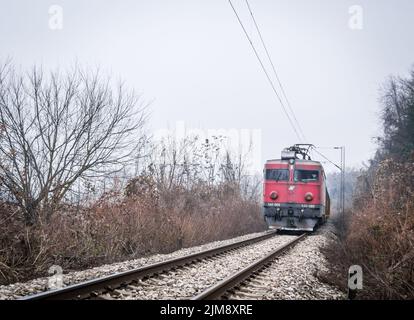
[{"left": 1, "top": 0, "right": 413, "bottom": 172}]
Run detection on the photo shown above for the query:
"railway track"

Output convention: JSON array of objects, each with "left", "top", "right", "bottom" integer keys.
[
  {"left": 191, "top": 233, "right": 306, "bottom": 300},
  {"left": 20, "top": 231, "right": 284, "bottom": 300}
]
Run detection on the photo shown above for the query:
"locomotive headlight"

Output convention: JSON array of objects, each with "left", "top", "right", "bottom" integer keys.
[
  {"left": 305, "top": 192, "right": 313, "bottom": 201},
  {"left": 270, "top": 191, "right": 278, "bottom": 200}
]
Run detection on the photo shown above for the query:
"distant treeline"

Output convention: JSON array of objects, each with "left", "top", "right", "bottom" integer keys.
[{"left": 326, "top": 169, "right": 360, "bottom": 213}]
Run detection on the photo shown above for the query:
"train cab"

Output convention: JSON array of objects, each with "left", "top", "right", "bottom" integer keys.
[{"left": 263, "top": 145, "right": 330, "bottom": 232}]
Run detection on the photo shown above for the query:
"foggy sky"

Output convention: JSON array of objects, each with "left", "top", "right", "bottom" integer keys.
[{"left": 1, "top": 0, "right": 413, "bottom": 173}]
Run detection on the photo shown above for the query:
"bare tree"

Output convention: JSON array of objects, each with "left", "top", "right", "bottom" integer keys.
[
  {"left": 0, "top": 62, "right": 147, "bottom": 224},
  {"left": 379, "top": 69, "right": 414, "bottom": 159}
]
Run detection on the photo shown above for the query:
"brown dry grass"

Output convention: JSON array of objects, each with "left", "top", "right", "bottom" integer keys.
[
  {"left": 321, "top": 158, "right": 414, "bottom": 299},
  {"left": 0, "top": 182, "right": 265, "bottom": 285}
]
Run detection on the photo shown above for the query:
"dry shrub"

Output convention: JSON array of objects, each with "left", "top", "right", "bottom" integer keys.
[
  {"left": 0, "top": 182, "right": 265, "bottom": 285},
  {"left": 322, "top": 158, "right": 414, "bottom": 299}
]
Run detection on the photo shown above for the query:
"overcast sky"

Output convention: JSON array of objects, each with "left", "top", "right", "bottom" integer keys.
[{"left": 1, "top": 0, "right": 413, "bottom": 173}]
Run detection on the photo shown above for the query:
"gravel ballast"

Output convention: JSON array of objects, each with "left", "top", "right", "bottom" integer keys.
[
  {"left": 0, "top": 224, "right": 345, "bottom": 300},
  {"left": 0, "top": 231, "right": 270, "bottom": 300},
  {"left": 227, "top": 225, "right": 345, "bottom": 300},
  {"left": 102, "top": 234, "right": 296, "bottom": 300}
]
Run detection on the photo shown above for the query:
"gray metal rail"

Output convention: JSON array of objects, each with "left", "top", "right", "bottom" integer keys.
[
  {"left": 20, "top": 231, "right": 277, "bottom": 300},
  {"left": 191, "top": 233, "right": 307, "bottom": 300}
]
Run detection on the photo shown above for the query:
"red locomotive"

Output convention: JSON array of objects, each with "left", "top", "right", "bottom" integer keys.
[{"left": 263, "top": 144, "right": 330, "bottom": 231}]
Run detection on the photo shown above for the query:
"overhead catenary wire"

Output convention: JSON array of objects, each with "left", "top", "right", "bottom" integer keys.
[
  {"left": 311, "top": 147, "right": 341, "bottom": 171},
  {"left": 227, "top": 0, "right": 303, "bottom": 143},
  {"left": 244, "top": 0, "right": 307, "bottom": 143}
]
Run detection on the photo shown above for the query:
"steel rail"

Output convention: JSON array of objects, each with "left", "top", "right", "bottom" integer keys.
[
  {"left": 20, "top": 231, "right": 277, "bottom": 300},
  {"left": 191, "top": 233, "right": 307, "bottom": 300}
]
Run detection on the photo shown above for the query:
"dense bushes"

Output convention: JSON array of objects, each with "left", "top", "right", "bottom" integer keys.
[
  {"left": 322, "top": 68, "right": 414, "bottom": 299},
  {"left": 0, "top": 182, "right": 265, "bottom": 285},
  {"left": 322, "top": 157, "right": 414, "bottom": 299}
]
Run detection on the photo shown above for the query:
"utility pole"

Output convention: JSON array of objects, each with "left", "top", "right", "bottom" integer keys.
[
  {"left": 334, "top": 146, "right": 346, "bottom": 219},
  {"left": 313, "top": 145, "right": 346, "bottom": 218},
  {"left": 342, "top": 146, "right": 346, "bottom": 218}
]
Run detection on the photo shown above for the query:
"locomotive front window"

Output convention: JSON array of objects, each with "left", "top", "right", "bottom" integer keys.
[
  {"left": 294, "top": 170, "right": 319, "bottom": 182},
  {"left": 265, "top": 169, "right": 289, "bottom": 181}
]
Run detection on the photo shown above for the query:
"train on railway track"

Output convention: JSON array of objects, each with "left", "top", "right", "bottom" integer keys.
[{"left": 263, "top": 144, "right": 330, "bottom": 232}]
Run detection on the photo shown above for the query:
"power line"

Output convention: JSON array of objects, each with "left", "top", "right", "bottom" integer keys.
[
  {"left": 312, "top": 147, "right": 341, "bottom": 171},
  {"left": 244, "top": 0, "right": 307, "bottom": 142},
  {"left": 227, "top": 0, "right": 303, "bottom": 142}
]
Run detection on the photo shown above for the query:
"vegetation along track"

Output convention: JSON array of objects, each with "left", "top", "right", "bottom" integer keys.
[
  {"left": 192, "top": 234, "right": 307, "bottom": 300},
  {"left": 20, "top": 231, "right": 299, "bottom": 300}
]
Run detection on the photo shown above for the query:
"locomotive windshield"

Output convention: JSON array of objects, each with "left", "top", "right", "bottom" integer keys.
[
  {"left": 265, "top": 169, "right": 289, "bottom": 181},
  {"left": 294, "top": 170, "right": 319, "bottom": 182}
]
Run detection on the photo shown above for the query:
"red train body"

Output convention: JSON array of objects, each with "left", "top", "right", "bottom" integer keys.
[{"left": 263, "top": 145, "right": 330, "bottom": 232}]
